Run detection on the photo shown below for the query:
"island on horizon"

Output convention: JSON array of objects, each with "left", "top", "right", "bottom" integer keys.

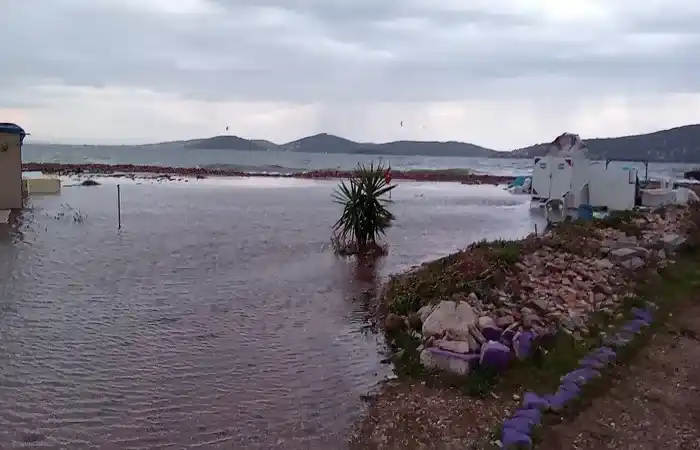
[{"left": 24, "top": 124, "right": 700, "bottom": 164}]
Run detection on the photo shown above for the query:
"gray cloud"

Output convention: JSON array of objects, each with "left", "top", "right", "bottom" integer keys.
[
  {"left": 2, "top": 0, "right": 700, "bottom": 147},
  {"left": 3, "top": 0, "right": 700, "bottom": 106}
]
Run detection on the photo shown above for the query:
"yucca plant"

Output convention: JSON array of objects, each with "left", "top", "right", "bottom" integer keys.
[{"left": 331, "top": 161, "right": 396, "bottom": 255}]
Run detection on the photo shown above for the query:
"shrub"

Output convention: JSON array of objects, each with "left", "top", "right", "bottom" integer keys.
[{"left": 331, "top": 161, "right": 396, "bottom": 255}]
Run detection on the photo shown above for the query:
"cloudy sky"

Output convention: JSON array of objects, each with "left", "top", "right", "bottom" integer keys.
[{"left": 2, "top": 0, "right": 700, "bottom": 149}]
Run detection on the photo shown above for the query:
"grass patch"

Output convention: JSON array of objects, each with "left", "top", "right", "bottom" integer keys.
[
  {"left": 594, "top": 209, "right": 646, "bottom": 237},
  {"left": 385, "top": 239, "right": 525, "bottom": 317}
]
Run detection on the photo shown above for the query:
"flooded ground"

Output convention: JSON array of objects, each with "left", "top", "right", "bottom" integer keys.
[{"left": 0, "top": 177, "right": 543, "bottom": 449}]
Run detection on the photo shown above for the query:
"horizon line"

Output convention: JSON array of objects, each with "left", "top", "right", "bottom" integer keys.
[{"left": 19, "top": 122, "right": 699, "bottom": 149}]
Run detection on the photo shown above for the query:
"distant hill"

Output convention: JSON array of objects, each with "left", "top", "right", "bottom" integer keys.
[
  {"left": 281, "top": 133, "right": 364, "bottom": 153},
  {"left": 375, "top": 140, "right": 496, "bottom": 157},
  {"left": 36, "top": 124, "right": 700, "bottom": 163},
  {"left": 250, "top": 139, "right": 280, "bottom": 151},
  {"left": 184, "top": 135, "right": 266, "bottom": 151},
  {"left": 172, "top": 132, "right": 499, "bottom": 157},
  {"left": 279, "top": 133, "right": 498, "bottom": 157},
  {"left": 512, "top": 125, "right": 700, "bottom": 163}
]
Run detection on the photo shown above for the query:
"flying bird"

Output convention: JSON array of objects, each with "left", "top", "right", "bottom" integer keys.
[
  {"left": 225, "top": 126, "right": 229, "bottom": 131},
  {"left": 400, "top": 121, "right": 403, "bottom": 127}
]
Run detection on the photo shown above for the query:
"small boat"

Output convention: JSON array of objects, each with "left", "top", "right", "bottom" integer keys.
[{"left": 505, "top": 175, "right": 531, "bottom": 195}]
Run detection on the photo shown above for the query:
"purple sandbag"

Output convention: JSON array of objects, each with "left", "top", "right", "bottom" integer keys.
[
  {"left": 579, "top": 355, "right": 606, "bottom": 370},
  {"left": 513, "top": 407, "right": 542, "bottom": 425},
  {"left": 501, "top": 428, "right": 532, "bottom": 449},
  {"left": 631, "top": 307, "right": 653, "bottom": 323},
  {"left": 561, "top": 368, "right": 600, "bottom": 386},
  {"left": 621, "top": 320, "right": 644, "bottom": 334},
  {"left": 503, "top": 416, "right": 534, "bottom": 434},
  {"left": 513, "top": 331, "right": 534, "bottom": 360},
  {"left": 482, "top": 325, "right": 503, "bottom": 342},
  {"left": 626, "top": 318, "right": 649, "bottom": 331},
  {"left": 603, "top": 332, "right": 632, "bottom": 348},
  {"left": 559, "top": 381, "right": 581, "bottom": 394},
  {"left": 522, "top": 392, "right": 549, "bottom": 410},
  {"left": 547, "top": 388, "right": 578, "bottom": 411},
  {"left": 589, "top": 346, "right": 617, "bottom": 362},
  {"left": 480, "top": 341, "right": 512, "bottom": 371}
]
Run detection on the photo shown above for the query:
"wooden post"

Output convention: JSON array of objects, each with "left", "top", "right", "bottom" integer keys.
[{"left": 117, "top": 184, "right": 122, "bottom": 229}]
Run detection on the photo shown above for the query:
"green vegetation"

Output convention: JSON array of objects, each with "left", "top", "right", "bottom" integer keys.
[
  {"left": 331, "top": 161, "right": 397, "bottom": 256},
  {"left": 382, "top": 204, "right": 700, "bottom": 405},
  {"left": 385, "top": 239, "right": 525, "bottom": 317}
]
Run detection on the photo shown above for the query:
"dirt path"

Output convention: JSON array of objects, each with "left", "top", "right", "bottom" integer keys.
[
  {"left": 538, "top": 303, "right": 700, "bottom": 450},
  {"left": 347, "top": 380, "right": 517, "bottom": 450}
]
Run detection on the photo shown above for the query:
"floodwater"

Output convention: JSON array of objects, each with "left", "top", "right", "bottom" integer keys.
[{"left": 0, "top": 177, "right": 543, "bottom": 449}]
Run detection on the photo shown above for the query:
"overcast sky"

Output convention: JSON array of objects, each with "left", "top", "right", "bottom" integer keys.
[{"left": 2, "top": 0, "right": 700, "bottom": 149}]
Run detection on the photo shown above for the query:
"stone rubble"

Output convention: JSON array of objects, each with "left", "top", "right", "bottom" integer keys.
[{"left": 406, "top": 207, "right": 691, "bottom": 375}]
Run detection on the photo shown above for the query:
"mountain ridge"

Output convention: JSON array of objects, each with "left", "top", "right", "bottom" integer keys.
[{"left": 26, "top": 124, "right": 700, "bottom": 163}]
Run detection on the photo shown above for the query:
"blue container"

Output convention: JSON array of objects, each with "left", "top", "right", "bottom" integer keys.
[{"left": 578, "top": 204, "right": 594, "bottom": 221}]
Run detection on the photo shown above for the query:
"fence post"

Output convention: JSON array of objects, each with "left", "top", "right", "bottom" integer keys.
[{"left": 117, "top": 184, "right": 122, "bottom": 229}]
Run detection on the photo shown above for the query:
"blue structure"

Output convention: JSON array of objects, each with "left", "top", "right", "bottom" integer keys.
[
  {"left": 0, "top": 122, "right": 27, "bottom": 143},
  {"left": 577, "top": 204, "right": 594, "bottom": 221}
]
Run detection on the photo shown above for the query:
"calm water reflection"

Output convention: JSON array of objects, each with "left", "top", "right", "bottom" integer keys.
[{"left": 0, "top": 177, "right": 542, "bottom": 449}]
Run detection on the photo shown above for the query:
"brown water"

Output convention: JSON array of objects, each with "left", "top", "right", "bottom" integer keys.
[{"left": 0, "top": 177, "right": 542, "bottom": 449}]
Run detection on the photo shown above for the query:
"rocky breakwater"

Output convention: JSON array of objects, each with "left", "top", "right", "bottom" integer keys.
[
  {"left": 22, "top": 163, "right": 513, "bottom": 185},
  {"left": 382, "top": 206, "right": 691, "bottom": 378}
]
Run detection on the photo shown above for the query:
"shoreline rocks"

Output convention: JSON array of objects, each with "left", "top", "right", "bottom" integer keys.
[
  {"left": 388, "top": 206, "right": 691, "bottom": 376},
  {"left": 21, "top": 163, "right": 514, "bottom": 185}
]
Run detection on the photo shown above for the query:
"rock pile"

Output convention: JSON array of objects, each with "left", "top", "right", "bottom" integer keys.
[
  {"left": 414, "top": 299, "right": 532, "bottom": 375},
  {"left": 396, "top": 207, "right": 691, "bottom": 376},
  {"left": 21, "top": 163, "right": 514, "bottom": 185}
]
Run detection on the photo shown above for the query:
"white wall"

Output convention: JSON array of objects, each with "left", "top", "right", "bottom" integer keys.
[{"left": 589, "top": 168, "right": 636, "bottom": 210}]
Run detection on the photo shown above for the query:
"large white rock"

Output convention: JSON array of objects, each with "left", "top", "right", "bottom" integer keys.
[
  {"left": 421, "top": 300, "right": 477, "bottom": 339},
  {"left": 419, "top": 348, "right": 472, "bottom": 376},
  {"left": 661, "top": 233, "right": 686, "bottom": 252},
  {"left": 417, "top": 304, "right": 436, "bottom": 323}
]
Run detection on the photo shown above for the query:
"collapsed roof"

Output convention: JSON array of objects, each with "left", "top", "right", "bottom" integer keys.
[{"left": 545, "top": 132, "right": 588, "bottom": 157}]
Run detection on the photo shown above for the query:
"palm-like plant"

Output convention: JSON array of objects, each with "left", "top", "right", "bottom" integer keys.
[{"left": 332, "top": 161, "right": 396, "bottom": 255}]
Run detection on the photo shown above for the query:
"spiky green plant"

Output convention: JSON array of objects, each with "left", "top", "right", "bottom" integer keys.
[{"left": 331, "top": 161, "right": 397, "bottom": 254}]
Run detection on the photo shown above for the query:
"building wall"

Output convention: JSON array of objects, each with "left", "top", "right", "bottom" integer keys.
[{"left": 0, "top": 132, "right": 23, "bottom": 209}]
